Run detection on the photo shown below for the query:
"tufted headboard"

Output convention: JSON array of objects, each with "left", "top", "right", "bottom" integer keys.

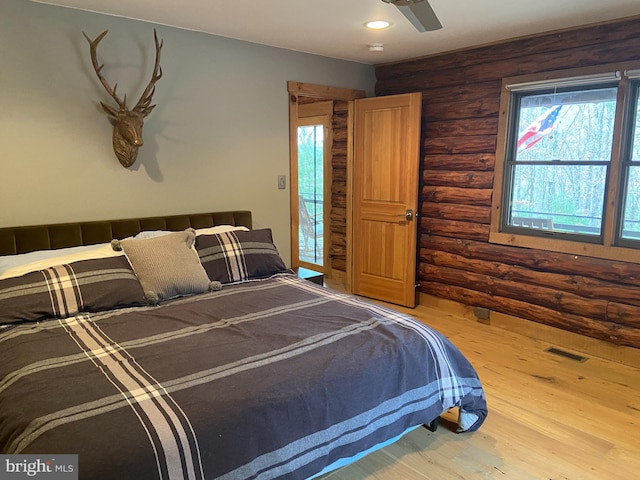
[{"left": 0, "top": 211, "right": 252, "bottom": 256}]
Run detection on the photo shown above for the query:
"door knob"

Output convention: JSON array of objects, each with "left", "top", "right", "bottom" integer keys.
[
  {"left": 405, "top": 209, "right": 414, "bottom": 221},
  {"left": 397, "top": 209, "right": 414, "bottom": 221}
]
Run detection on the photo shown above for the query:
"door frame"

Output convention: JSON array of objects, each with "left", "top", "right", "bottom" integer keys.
[{"left": 287, "top": 81, "right": 366, "bottom": 283}]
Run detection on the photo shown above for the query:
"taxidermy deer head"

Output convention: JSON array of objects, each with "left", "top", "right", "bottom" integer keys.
[{"left": 83, "top": 29, "right": 163, "bottom": 168}]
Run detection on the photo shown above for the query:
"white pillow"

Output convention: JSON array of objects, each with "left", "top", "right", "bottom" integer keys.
[
  {"left": 0, "top": 243, "right": 122, "bottom": 280},
  {"left": 134, "top": 225, "right": 249, "bottom": 240},
  {"left": 134, "top": 230, "right": 171, "bottom": 240},
  {"left": 0, "top": 244, "right": 102, "bottom": 273},
  {"left": 195, "top": 225, "right": 249, "bottom": 235}
]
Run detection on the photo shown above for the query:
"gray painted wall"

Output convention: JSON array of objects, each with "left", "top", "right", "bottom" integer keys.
[{"left": 0, "top": 0, "right": 375, "bottom": 265}]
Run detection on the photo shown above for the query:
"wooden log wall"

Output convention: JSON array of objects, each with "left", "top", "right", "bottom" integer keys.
[
  {"left": 375, "top": 17, "right": 640, "bottom": 349},
  {"left": 329, "top": 101, "right": 349, "bottom": 272}
]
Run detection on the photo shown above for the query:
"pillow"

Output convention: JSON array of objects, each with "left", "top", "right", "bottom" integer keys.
[
  {"left": 0, "top": 243, "right": 104, "bottom": 274},
  {"left": 195, "top": 228, "right": 288, "bottom": 284},
  {"left": 116, "top": 229, "right": 213, "bottom": 302},
  {"left": 0, "top": 256, "right": 147, "bottom": 324},
  {"left": 195, "top": 225, "right": 249, "bottom": 236},
  {"left": 0, "top": 243, "right": 122, "bottom": 280},
  {"left": 133, "top": 230, "right": 172, "bottom": 240},
  {"left": 134, "top": 225, "right": 249, "bottom": 239}
]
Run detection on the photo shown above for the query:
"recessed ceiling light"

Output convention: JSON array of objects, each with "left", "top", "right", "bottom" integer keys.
[{"left": 365, "top": 20, "right": 390, "bottom": 30}]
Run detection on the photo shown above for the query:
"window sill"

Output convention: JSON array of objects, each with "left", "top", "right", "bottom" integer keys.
[{"left": 489, "top": 231, "right": 640, "bottom": 263}]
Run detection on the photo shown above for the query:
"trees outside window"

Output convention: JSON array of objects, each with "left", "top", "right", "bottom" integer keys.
[
  {"left": 297, "top": 123, "right": 324, "bottom": 265},
  {"left": 491, "top": 63, "right": 640, "bottom": 261},
  {"left": 620, "top": 86, "right": 640, "bottom": 244},
  {"left": 506, "top": 86, "right": 617, "bottom": 241}
]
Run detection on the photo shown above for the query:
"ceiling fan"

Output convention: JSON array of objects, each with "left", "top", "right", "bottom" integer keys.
[{"left": 381, "top": 0, "right": 442, "bottom": 32}]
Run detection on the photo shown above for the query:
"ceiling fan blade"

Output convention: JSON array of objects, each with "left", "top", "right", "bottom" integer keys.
[{"left": 397, "top": 1, "right": 442, "bottom": 32}]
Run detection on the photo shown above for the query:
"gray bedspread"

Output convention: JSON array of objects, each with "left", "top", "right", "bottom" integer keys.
[{"left": 0, "top": 274, "right": 487, "bottom": 479}]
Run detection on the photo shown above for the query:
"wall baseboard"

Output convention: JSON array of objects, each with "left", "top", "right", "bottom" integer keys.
[
  {"left": 419, "top": 293, "right": 640, "bottom": 368},
  {"left": 330, "top": 269, "right": 347, "bottom": 284}
]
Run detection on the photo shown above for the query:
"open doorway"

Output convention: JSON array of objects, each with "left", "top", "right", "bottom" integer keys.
[{"left": 288, "top": 82, "right": 366, "bottom": 283}]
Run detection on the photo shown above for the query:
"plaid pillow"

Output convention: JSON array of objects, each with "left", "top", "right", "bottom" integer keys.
[
  {"left": 0, "top": 256, "right": 147, "bottom": 324},
  {"left": 195, "top": 228, "right": 288, "bottom": 284}
]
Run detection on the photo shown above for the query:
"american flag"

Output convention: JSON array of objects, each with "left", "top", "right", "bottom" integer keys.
[{"left": 517, "top": 105, "right": 563, "bottom": 152}]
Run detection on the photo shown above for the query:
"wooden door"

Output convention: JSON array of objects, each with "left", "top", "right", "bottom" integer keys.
[{"left": 352, "top": 93, "right": 422, "bottom": 307}]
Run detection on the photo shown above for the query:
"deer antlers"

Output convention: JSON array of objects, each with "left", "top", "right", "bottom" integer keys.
[{"left": 83, "top": 29, "right": 163, "bottom": 168}]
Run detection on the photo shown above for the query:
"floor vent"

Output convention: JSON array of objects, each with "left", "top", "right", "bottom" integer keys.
[{"left": 545, "top": 347, "right": 587, "bottom": 362}]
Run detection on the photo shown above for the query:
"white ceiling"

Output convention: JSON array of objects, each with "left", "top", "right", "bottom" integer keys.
[{"left": 34, "top": 0, "right": 640, "bottom": 64}]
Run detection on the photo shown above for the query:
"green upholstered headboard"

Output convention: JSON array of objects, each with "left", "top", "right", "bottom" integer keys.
[{"left": 0, "top": 211, "right": 252, "bottom": 256}]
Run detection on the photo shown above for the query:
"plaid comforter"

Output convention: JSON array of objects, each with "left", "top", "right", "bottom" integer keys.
[{"left": 0, "top": 275, "right": 487, "bottom": 479}]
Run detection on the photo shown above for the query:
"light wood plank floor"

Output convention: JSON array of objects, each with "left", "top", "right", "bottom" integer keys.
[{"left": 318, "top": 281, "right": 640, "bottom": 480}]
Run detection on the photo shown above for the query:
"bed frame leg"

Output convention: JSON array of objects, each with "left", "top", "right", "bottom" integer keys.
[{"left": 424, "top": 417, "right": 439, "bottom": 432}]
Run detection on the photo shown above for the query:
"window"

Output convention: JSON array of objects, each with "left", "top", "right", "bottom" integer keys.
[
  {"left": 620, "top": 73, "right": 640, "bottom": 246},
  {"left": 297, "top": 120, "right": 325, "bottom": 266},
  {"left": 490, "top": 62, "right": 640, "bottom": 262},
  {"left": 292, "top": 101, "right": 332, "bottom": 271}
]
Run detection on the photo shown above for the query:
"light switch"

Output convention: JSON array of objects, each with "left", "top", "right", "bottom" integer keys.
[{"left": 278, "top": 175, "right": 286, "bottom": 190}]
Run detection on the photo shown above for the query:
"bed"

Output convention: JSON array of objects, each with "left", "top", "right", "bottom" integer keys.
[{"left": 0, "top": 211, "right": 487, "bottom": 479}]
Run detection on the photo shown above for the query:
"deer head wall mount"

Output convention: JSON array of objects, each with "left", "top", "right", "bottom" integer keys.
[{"left": 83, "top": 29, "right": 163, "bottom": 168}]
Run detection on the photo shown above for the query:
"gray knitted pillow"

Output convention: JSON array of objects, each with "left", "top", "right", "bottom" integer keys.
[{"left": 115, "top": 229, "right": 213, "bottom": 302}]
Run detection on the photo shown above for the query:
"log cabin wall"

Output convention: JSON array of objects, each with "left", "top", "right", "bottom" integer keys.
[
  {"left": 375, "top": 17, "right": 640, "bottom": 349},
  {"left": 329, "top": 101, "right": 349, "bottom": 273}
]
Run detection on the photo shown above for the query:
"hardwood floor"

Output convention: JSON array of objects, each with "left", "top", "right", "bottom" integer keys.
[{"left": 318, "top": 280, "right": 640, "bottom": 479}]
